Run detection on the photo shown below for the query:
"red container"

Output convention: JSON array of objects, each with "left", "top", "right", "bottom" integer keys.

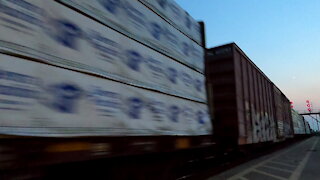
[{"left": 206, "top": 43, "right": 293, "bottom": 146}]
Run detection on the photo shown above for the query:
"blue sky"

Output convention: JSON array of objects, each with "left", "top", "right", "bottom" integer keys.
[{"left": 176, "top": 0, "right": 320, "bottom": 129}]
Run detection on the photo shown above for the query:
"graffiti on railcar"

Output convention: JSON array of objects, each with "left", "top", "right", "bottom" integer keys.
[{"left": 251, "top": 106, "right": 275, "bottom": 143}]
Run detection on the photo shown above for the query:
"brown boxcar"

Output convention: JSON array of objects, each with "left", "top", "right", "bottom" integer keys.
[
  {"left": 274, "top": 86, "right": 294, "bottom": 139},
  {"left": 205, "top": 43, "right": 293, "bottom": 147}
]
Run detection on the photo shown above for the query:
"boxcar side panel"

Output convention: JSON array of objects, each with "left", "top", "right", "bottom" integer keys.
[
  {"left": 283, "top": 95, "right": 294, "bottom": 138},
  {"left": 273, "top": 87, "right": 284, "bottom": 138},
  {"left": 206, "top": 45, "right": 239, "bottom": 146},
  {"left": 233, "top": 46, "right": 277, "bottom": 144},
  {"left": 233, "top": 50, "right": 246, "bottom": 144},
  {"left": 241, "top": 57, "right": 253, "bottom": 144},
  {"left": 247, "top": 59, "right": 255, "bottom": 144}
]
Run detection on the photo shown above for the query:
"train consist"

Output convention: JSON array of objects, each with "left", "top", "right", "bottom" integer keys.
[
  {"left": 0, "top": 0, "right": 313, "bottom": 179},
  {"left": 206, "top": 43, "right": 311, "bottom": 148}
]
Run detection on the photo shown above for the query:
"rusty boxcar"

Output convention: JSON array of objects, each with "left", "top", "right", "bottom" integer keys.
[
  {"left": 273, "top": 86, "right": 294, "bottom": 139},
  {"left": 205, "top": 43, "right": 294, "bottom": 148}
]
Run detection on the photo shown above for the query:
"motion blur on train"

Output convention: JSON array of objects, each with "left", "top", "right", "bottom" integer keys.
[{"left": 0, "top": 0, "right": 313, "bottom": 179}]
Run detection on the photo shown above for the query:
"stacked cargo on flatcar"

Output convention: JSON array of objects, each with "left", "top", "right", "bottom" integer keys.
[
  {"left": 0, "top": 0, "right": 210, "bottom": 138},
  {"left": 206, "top": 43, "right": 294, "bottom": 147},
  {"left": 0, "top": 2, "right": 215, "bottom": 173},
  {"left": 57, "top": 0, "right": 205, "bottom": 72},
  {"left": 138, "top": 0, "right": 203, "bottom": 47}
]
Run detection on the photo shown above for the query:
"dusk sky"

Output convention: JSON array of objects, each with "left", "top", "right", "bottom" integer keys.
[{"left": 176, "top": 0, "right": 320, "bottom": 129}]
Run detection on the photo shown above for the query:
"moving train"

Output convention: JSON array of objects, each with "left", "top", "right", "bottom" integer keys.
[
  {"left": 0, "top": 0, "right": 312, "bottom": 179},
  {"left": 206, "top": 43, "right": 312, "bottom": 149}
]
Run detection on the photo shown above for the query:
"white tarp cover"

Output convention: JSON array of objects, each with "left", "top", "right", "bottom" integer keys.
[
  {"left": 0, "top": 0, "right": 206, "bottom": 102},
  {"left": 0, "top": 54, "right": 212, "bottom": 136},
  {"left": 57, "top": 0, "right": 204, "bottom": 71},
  {"left": 139, "top": 0, "right": 202, "bottom": 45}
]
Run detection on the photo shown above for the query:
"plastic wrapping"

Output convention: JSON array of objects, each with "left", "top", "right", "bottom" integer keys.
[
  {"left": 0, "top": 54, "right": 211, "bottom": 136},
  {"left": 0, "top": 0, "right": 206, "bottom": 102},
  {"left": 58, "top": 0, "right": 204, "bottom": 71}
]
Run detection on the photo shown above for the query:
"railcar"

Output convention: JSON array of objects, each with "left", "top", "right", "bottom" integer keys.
[
  {"left": 205, "top": 43, "right": 294, "bottom": 150},
  {"left": 292, "top": 110, "right": 307, "bottom": 136}
]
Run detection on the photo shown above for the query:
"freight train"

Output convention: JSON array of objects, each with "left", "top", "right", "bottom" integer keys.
[
  {"left": 206, "top": 43, "right": 311, "bottom": 149},
  {"left": 0, "top": 0, "right": 312, "bottom": 179}
]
